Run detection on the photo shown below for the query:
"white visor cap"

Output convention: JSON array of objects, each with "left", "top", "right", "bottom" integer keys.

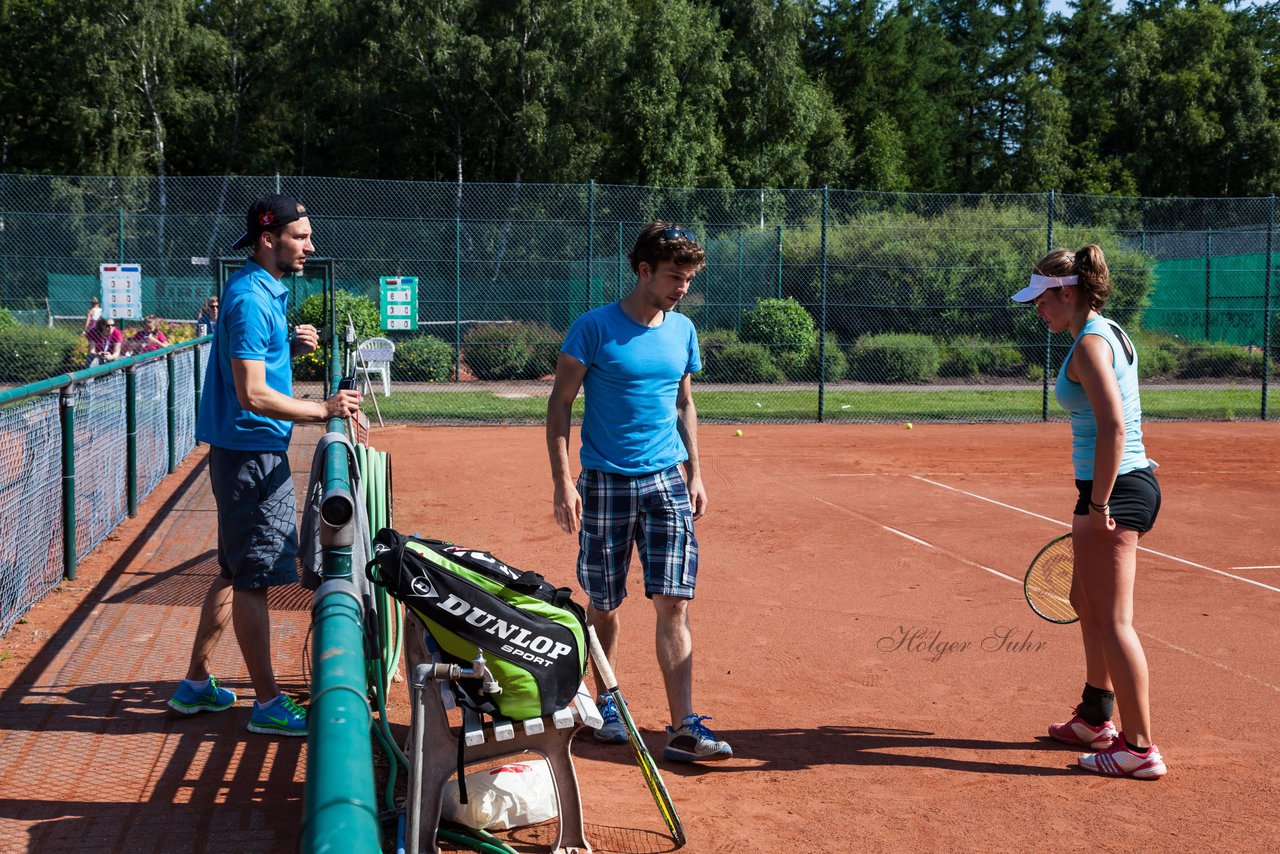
[{"left": 1011, "top": 273, "right": 1078, "bottom": 303}]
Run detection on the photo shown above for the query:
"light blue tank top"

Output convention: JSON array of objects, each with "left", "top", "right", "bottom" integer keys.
[{"left": 1053, "top": 316, "right": 1149, "bottom": 480}]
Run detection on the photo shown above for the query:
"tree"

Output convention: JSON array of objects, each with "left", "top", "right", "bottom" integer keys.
[
  {"left": 717, "top": 0, "right": 851, "bottom": 188},
  {"left": 604, "top": 0, "right": 733, "bottom": 186}
]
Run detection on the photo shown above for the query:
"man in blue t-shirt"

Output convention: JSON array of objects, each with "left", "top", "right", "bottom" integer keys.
[
  {"left": 547, "top": 221, "right": 731, "bottom": 762},
  {"left": 167, "top": 194, "right": 363, "bottom": 737}
]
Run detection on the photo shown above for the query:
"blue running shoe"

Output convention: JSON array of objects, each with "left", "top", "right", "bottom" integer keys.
[
  {"left": 247, "top": 694, "right": 308, "bottom": 737},
  {"left": 593, "top": 694, "right": 629, "bottom": 744},
  {"left": 664, "top": 714, "right": 732, "bottom": 762},
  {"left": 168, "top": 676, "right": 236, "bottom": 714}
]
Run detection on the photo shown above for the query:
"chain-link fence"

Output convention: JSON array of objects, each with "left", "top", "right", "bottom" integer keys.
[
  {"left": 2, "top": 177, "right": 1274, "bottom": 422},
  {"left": 0, "top": 341, "right": 208, "bottom": 635},
  {"left": 0, "top": 395, "right": 62, "bottom": 636}
]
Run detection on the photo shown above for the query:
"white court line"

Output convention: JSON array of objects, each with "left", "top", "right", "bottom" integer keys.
[
  {"left": 813, "top": 497, "right": 1020, "bottom": 584},
  {"left": 1139, "top": 630, "right": 1280, "bottom": 694},
  {"left": 813, "top": 488, "right": 1280, "bottom": 694},
  {"left": 913, "top": 476, "right": 1280, "bottom": 595},
  {"left": 1233, "top": 566, "right": 1280, "bottom": 571}
]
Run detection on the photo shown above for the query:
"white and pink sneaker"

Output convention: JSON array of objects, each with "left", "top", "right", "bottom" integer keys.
[
  {"left": 1077, "top": 736, "right": 1167, "bottom": 779},
  {"left": 1048, "top": 705, "right": 1119, "bottom": 750}
]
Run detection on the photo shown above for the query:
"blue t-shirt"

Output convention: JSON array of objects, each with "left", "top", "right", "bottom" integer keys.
[
  {"left": 195, "top": 261, "right": 294, "bottom": 451},
  {"left": 560, "top": 302, "right": 701, "bottom": 476},
  {"left": 1053, "top": 315, "right": 1149, "bottom": 480}
]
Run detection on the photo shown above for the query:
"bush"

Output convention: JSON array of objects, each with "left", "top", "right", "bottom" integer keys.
[
  {"left": 394, "top": 335, "right": 456, "bottom": 382},
  {"left": 290, "top": 290, "right": 380, "bottom": 380},
  {"left": 740, "top": 298, "right": 817, "bottom": 364},
  {"left": 1128, "top": 329, "right": 1184, "bottom": 379},
  {"left": 849, "top": 333, "right": 940, "bottom": 383},
  {"left": 463, "top": 323, "right": 534, "bottom": 380},
  {"left": 0, "top": 307, "right": 15, "bottom": 332},
  {"left": 782, "top": 336, "right": 848, "bottom": 382},
  {"left": 939, "top": 336, "right": 1025, "bottom": 378},
  {"left": 0, "top": 326, "right": 84, "bottom": 382},
  {"left": 700, "top": 341, "right": 782, "bottom": 383},
  {"left": 697, "top": 329, "right": 739, "bottom": 367},
  {"left": 1177, "top": 344, "right": 1270, "bottom": 379},
  {"left": 513, "top": 322, "right": 562, "bottom": 380}
]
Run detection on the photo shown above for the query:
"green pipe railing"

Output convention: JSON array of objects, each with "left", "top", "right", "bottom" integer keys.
[{"left": 302, "top": 327, "right": 380, "bottom": 853}]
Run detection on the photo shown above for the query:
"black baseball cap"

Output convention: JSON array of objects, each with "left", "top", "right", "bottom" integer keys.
[{"left": 230, "top": 194, "right": 308, "bottom": 250}]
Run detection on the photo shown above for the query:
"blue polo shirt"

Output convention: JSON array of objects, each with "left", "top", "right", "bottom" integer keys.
[
  {"left": 561, "top": 302, "right": 701, "bottom": 476},
  {"left": 196, "top": 261, "right": 294, "bottom": 451}
]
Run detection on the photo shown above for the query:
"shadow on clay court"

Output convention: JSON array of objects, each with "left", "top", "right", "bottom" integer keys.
[
  {"left": 103, "top": 549, "right": 314, "bottom": 612},
  {"left": 0, "top": 688, "right": 306, "bottom": 854},
  {"left": 575, "top": 724, "right": 1077, "bottom": 778}
]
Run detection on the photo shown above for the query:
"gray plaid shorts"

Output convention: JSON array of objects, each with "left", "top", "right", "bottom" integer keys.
[{"left": 208, "top": 447, "right": 299, "bottom": 590}]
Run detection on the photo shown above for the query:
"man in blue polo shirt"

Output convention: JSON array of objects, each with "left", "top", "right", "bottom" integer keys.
[
  {"left": 547, "top": 221, "right": 731, "bottom": 762},
  {"left": 167, "top": 194, "right": 363, "bottom": 736}
]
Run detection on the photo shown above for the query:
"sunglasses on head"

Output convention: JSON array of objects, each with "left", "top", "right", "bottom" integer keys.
[{"left": 661, "top": 227, "right": 697, "bottom": 243}]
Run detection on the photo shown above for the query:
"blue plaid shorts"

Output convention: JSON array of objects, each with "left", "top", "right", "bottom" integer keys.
[{"left": 576, "top": 466, "right": 699, "bottom": 611}]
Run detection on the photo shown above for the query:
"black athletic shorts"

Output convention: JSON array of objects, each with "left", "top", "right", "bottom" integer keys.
[{"left": 1074, "top": 464, "right": 1161, "bottom": 533}]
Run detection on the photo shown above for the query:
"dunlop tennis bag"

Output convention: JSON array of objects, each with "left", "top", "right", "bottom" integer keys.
[{"left": 368, "top": 528, "right": 587, "bottom": 720}]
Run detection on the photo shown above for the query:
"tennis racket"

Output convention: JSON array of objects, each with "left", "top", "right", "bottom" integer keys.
[
  {"left": 586, "top": 626, "right": 686, "bottom": 849},
  {"left": 1023, "top": 533, "right": 1079, "bottom": 624}
]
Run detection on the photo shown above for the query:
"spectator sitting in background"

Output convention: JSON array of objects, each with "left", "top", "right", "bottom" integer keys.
[
  {"left": 83, "top": 297, "right": 102, "bottom": 334},
  {"left": 197, "top": 296, "right": 219, "bottom": 333},
  {"left": 85, "top": 316, "right": 124, "bottom": 366},
  {"left": 127, "top": 315, "right": 169, "bottom": 354}
]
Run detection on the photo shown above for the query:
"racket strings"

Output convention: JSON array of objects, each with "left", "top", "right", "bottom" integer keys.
[{"left": 1025, "top": 538, "right": 1077, "bottom": 623}]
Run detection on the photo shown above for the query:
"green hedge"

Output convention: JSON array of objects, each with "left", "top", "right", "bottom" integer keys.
[
  {"left": 939, "top": 336, "right": 1026, "bottom": 378},
  {"left": 850, "top": 333, "right": 940, "bottom": 383},
  {"left": 291, "top": 290, "right": 381, "bottom": 380},
  {"left": 0, "top": 326, "right": 84, "bottom": 382},
  {"left": 464, "top": 323, "right": 534, "bottom": 380},
  {"left": 784, "top": 337, "right": 848, "bottom": 382},
  {"left": 395, "top": 335, "right": 456, "bottom": 382},
  {"left": 513, "top": 322, "right": 562, "bottom": 380},
  {"left": 701, "top": 341, "right": 781, "bottom": 383}
]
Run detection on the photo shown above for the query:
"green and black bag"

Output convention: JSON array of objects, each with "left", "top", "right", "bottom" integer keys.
[{"left": 367, "top": 528, "right": 588, "bottom": 720}]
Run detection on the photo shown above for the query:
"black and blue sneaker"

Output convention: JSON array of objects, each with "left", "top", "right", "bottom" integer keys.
[{"left": 664, "top": 714, "right": 732, "bottom": 762}]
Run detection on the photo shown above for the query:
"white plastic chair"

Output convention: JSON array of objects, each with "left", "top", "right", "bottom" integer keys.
[{"left": 351, "top": 336, "right": 396, "bottom": 396}]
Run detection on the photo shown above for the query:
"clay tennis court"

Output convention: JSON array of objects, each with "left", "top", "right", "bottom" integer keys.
[
  {"left": 374, "top": 420, "right": 1280, "bottom": 852},
  {"left": 1, "top": 420, "right": 1277, "bottom": 852}
]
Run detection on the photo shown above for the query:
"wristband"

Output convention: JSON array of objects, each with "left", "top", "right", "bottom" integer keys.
[{"left": 1088, "top": 501, "right": 1109, "bottom": 514}]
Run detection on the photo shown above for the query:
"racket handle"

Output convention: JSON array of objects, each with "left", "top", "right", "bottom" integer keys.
[{"left": 586, "top": 625, "right": 619, "bottom": 694}]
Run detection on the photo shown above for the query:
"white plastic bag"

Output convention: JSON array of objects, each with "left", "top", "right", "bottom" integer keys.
[{"left": 442, "top": 759, "right": 558, "bottom": 830}]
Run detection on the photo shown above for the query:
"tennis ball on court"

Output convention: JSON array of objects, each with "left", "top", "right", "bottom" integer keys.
[
  {"left": 735, "top": 429, "right": 743, "bottom": 436},
  {"left": 905, "top": 422, "right": 914, "bottom": 430}
]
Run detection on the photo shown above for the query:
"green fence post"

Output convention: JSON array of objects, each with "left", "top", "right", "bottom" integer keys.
[
  {"left": 1204, "top": 230, "right": 1213, "bottom": 341},
  {"left": 587, "top": 180, "right": 595, "bottom": 312},
  {"left": 737, "top": 229, "right": 744, "bottom": 331},
  {"left": 193, "top": 343, "right": 203, "bottom": 425},
  {"left": 776, "top": 224, "right": 783, "bottom": 299},
  {"left": 118, "top": 208, "right": 125, "bottom": 264},
  {"left": 454, "top": 214, "right": 462, "bottom": 381},
  {"left": 60, "top": 387, "right": 77, "bottom": 581},
  {"left": 617, "top": 220, "right": 626, "bottom": 303},
  {"left": 1263, "top": 195, "right": 1274, "bottom": 421},
  {"left": 1043, "top": 190, "right": 1056, "bottom": 422},
  {"left": 126, "top": 366, "right": 137, "bottom": 517},
  {"left": 818, "top": 186, "right": 829, "bottom": 423},
  {"left": 166, "top": 355, "right": 177, "bottom": 474}
]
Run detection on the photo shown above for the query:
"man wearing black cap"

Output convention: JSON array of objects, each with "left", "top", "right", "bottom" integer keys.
[{"left": 167, "top": 193, "right": 363, "bottom": 736}]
